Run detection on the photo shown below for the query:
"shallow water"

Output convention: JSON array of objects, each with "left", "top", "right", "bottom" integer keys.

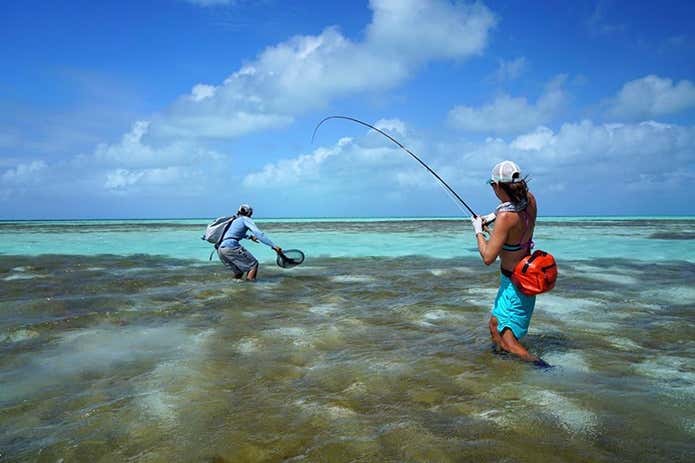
[{"left": 1, "top": 218, "right": 694, "bottom": 462}]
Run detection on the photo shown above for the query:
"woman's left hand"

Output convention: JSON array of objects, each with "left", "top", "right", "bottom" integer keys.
[{"left": 471, "top": 216, "right": 484, "bottom": 235}]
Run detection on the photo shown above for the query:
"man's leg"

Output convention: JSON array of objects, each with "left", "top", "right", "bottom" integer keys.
[
  {"left": 246, "top": 264, "right": 258, "bottom": 281},
  {"left": 219, "top": 249, "right": 243, "bottom": 279},
  {"left": 233, "top": 246, "right": 258, "bottom": 281}
]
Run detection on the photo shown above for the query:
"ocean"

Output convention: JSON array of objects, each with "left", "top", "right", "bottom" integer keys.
[{"left": 1, "top": 217, "right": 693, "bottom": 462}]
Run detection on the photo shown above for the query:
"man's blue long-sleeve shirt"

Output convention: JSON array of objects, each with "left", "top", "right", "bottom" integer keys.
[{"left": 219, "top": 216, "right": 276, "bottom": 249}]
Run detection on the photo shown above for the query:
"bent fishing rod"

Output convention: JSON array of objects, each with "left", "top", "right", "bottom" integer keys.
[{"left": 312, "top": 115, "right": 478, "bottom": 217}]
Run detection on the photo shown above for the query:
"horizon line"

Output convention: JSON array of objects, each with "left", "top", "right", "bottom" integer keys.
[{"left": 2, "top": 214, "right": 695, "bottom": 222}]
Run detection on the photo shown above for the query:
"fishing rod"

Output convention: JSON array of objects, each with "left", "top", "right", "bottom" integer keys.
[{"left": 312, "top": 115, "right": 478, "bottom": 217}]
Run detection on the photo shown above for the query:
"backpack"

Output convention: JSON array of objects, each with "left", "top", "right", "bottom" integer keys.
[
  {"left": 201, "top": 215, "right": 237, "bottom": 260},
  {"left": 511, "top": 250, "right": 558, "bottom": 296}
]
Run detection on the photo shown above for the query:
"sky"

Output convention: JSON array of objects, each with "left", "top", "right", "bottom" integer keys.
[{"left": 1, "top": 0, "right": 694, "bottom": 219}]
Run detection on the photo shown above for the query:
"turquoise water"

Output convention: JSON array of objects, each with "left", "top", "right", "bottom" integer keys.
[
  {"left": 1, "top": 217, "right": 693, "bottom": 262},
  {"left": 1, "top": 217, "right": 694, "bottom": 462}
]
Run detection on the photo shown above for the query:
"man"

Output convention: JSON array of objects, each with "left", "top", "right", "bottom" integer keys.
[{"left": 218, "top": 204, "right": 282, "bottom": 281}]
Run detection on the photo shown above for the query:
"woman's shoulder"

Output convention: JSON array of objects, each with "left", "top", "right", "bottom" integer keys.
[{"left": 496, "top": 210, "right": 521, "bottom": 227}]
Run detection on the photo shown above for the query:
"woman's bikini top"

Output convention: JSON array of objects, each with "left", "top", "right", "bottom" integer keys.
[{"left": 495, "top": 201, "right": 534, "bottom": 252}]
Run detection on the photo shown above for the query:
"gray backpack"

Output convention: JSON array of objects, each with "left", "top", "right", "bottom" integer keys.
[{"left": 201, "top": 215, "right": 237, "bottom": 260}]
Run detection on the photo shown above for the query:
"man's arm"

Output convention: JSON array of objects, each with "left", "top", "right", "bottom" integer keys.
[{"left": 242, "top": 217, "right": 278, "bottom": 250}]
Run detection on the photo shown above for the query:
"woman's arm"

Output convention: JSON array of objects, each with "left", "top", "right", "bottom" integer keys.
[{"left": 475, "top": 212, "right": 514, "bottom": 265}]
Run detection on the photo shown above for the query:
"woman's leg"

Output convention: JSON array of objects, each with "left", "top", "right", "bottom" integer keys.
[
  {"left": 499, "top": 328, "right": 539, "bottom": 363},
  {"left": 489, "top": 316, "right": 504, "bottom": 350}
]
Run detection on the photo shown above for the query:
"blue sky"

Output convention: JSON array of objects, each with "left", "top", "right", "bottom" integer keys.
[{"left": 2, "top": 0, "right": 694, "bottom": 219}]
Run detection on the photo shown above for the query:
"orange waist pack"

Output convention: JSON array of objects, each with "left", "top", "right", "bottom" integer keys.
[{"left": 511, "top": 250, "right": 558, "bottom": 295}]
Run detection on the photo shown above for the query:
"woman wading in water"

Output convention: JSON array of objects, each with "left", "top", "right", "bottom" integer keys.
[{"left": 471, "top": 161, "right": 548, "bottom": 366}]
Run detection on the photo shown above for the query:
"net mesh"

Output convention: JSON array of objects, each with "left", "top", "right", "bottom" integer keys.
[{"left": 276, "top": 249, "right": 305, "bottom": 268}]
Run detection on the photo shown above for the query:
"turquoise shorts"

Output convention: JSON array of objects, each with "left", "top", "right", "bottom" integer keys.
[{"left": 491, "top": 274, "right": 536, "bottom": 340}]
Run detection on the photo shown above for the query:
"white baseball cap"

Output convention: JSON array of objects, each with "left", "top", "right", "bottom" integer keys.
[
  {"left": 238, "top": 204, "right": 253, "bottom": 216},
  {"left": 489, "top": 160, "right": 522, "bottom": 184}
]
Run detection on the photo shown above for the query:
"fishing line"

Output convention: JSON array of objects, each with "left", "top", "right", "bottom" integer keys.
[{"left": 312, "top": 115, "right": 478, "bottom": 216}]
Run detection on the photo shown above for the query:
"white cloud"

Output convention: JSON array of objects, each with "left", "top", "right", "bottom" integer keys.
[
  {"left": 492, "top": 57, "right": 527, "bottom": 82},
  {"left": 43, "top": 120, "right": 233, "bottom": 197},
  {"left": 511, "top": 126, "right": 554, "bottom": 151},
  {"left": 374, "top": 118, "right": 408, "bottom": 137},
  {"left": 190, "top": 84, "right": 216, "bottom": 102},
  {"left": 606, "top": 75, "right": 695, "bottom": 119},
  {"left": 243, "top": 137, "right": 351, "bottom": 188},
  {"left": 0, "top": 160, "right": 49, "bottom": 201},
  {"left": 104, "top": 167, "right": 193, "bottom": 191},
  {"left": 1, "top": 1, "right": 497, "bottom": 209},
  {"left": 92, "top": 120, "right": 154, "bottom": 166},
  {"left": 504, "top": 121, "right": 695, "bottom": 189},
  {"left": 448, "top": 76, "right": 566, "bottom": 134},
  {"left": 150, "top": 0, "right": 496, "bottom": 139},
  {"left": 1, "top": 160, "right": 48, "bottom": 184},
  {"left": 105, "top": 169, "right": 144, "bottom": 189},
  {"left": 243, "top": 119, "right": 439, "bottom": 192},
  {"left": 86, "top": 120, "right": 227, "bottom": 170},
  {"left": 243, "top": 118, "right": 695, "bottom": 209},
  {"left": 365, "top": 0, "right": 496, "bottom": 61}
]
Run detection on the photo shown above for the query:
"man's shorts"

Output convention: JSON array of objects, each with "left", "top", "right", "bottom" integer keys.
[
  {"left": 491, "top": 273, "right": 536, "bottom": 340},
  {"left": 218, "top": 245, "right": 258, "bottom": 276}
]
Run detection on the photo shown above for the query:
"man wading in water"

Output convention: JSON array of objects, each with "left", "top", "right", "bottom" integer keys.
[
  {"left": 471, "top": 161, "right": 548, "bottom": 366},
  {"left": 217, "top": 204, "right": 282, "bottom": 281}
]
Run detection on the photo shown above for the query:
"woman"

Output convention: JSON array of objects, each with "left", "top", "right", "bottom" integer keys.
[{"left": 471, "top": 161, "right": 547, "bottom": 365}]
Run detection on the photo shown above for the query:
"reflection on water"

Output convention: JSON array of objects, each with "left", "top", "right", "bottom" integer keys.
[{"left": 1, "top": 250, "right": 694, "bottom": 462}]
